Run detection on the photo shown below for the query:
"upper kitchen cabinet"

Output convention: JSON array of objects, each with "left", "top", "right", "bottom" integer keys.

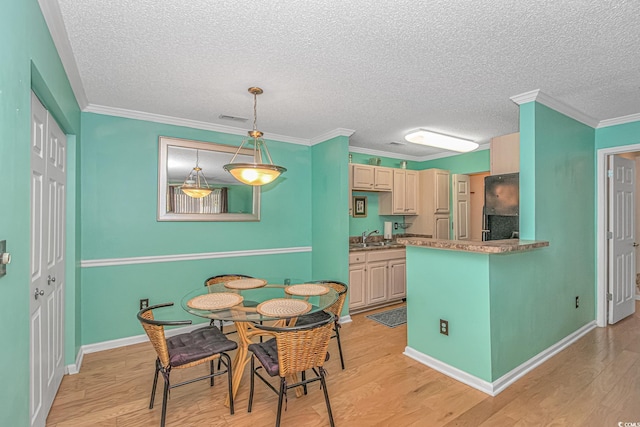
[
  {"left": 407, "top": 168, "right": 450, "bottom": 239},
  {"left": 379, "top": 169, "right": 418, "bottom": 215},
  {"left": 490, "top": 132, "right": 520, "bottom": 175},
  {"left": 350, "top": 164, "right": 393, "bottom": 191}
]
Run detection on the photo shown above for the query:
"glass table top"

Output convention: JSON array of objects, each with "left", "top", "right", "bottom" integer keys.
[{"left": 181, "top": 278, "right": 339, "bottom": 322}]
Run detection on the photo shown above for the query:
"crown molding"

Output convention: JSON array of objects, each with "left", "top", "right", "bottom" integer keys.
[
  {"left": 310, "top": 128, "right": 356, "bottom": 145},
  {"left": 597, "top": 112, "right": 640, "bottom": 128},
  {"left": 37, "top": 0, "right": 88, "bottom": 109},
  {"left": 349, "top": 145, "right": 423, "bottom": 161},
  {"left": 83, "top": 104, "right": 310, "bottom": 145},
  {"left": 510, "top": 89, "right": 599, "bottom": 128}
]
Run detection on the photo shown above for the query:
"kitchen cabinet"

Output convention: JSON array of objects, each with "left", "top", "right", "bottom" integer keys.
[
  {"left": 379, "top": 169, "right": 418, "bottom": 215},
  {"left": 408, "top": 169, "right": 451, "bottom": 238},
  {"left": 348, "top": 249, "right": 406, "bottom": 312},
  {"left": 490, "top": 132, "right": 519, "bottom": 175},
  {"left": 350, "top": 164, "right": 393, "bottom": 191}
]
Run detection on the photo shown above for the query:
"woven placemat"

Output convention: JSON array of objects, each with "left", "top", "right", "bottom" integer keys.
[
  {"left": 284, "top": 284, "right": 330, "bottom": 296},
  {"left": 257, "top": 298, "right": 311, "bottom": 317},
  {"left": 223, "top": 278, "right": 267, "bottom": 289},
  {"left": 187, "top": 293, "right": 244, "bottom": 310}
]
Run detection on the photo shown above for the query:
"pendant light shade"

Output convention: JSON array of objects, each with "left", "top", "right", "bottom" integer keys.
[
  {"left": 181, "top": 150, "right": 212, "bottom": 198},
  {"left": 223, "top": 87, "right": 286, "bottom": 186}
]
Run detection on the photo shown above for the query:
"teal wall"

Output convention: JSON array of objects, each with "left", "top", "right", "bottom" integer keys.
[
  {"left": 406, "top": 247, "right": 493, "bottom": 381},
  {"left": 80, "top": 113, "right": 317, "bottom": 343},
  {"left": 406, "top": 102, "right": 596, "bottom": 382},
  {"left": 0, "top": 0, "right": 81, "bottom": 425},
  {"left": 311, "top": 137, "right": 350, "bottom": 307},
  {"left": 419, "top": 149, "right": 490, "bottom": 174},
  {"left": 595, "top": 120, "right": 640, "bottom": 150},
  {"left": 349, "top": 191, "right": 409, "bottom": 239}
]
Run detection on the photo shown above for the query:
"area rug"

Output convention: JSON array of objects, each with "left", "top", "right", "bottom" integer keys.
[{"left": 366, "top": 306, "right": 406, "bottom": 328}]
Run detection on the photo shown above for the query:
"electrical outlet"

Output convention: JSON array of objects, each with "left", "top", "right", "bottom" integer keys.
[
  {"left": 140, "top": 298, "right": 149, "bottom": 310},
  {"left": 440, "top": 319, "right": 449, "bottom": 336},
  {"left": 394, "top": 222, "right": 398, "bottom": 230},
  {"left": 575, "top": 296, "right": 579, "bottom": 308}
]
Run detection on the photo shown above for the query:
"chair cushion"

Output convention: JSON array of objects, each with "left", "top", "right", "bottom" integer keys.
[
  {"left": 294, "top": 310, "right": 332, "bottom": 326},
  {"left": 249, "top": 338, "right": 279, "bottom": 376},
  {"left": 167, "top": 326, "right": 238, "bottom": 367}
]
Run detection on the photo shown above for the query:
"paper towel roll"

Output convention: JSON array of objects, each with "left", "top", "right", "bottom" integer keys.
[{"left": 384, "top": 221, "right": 392, "bottom": 239}]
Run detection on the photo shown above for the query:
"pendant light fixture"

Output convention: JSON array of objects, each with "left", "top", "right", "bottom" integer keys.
[
  {"left": 181, "top": 149, "right": 213, "bottom": 198},
  {"left": 223, "top": 87, "right": 287, "bottom": 186}
]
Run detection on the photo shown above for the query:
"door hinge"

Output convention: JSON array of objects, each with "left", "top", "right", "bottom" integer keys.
[
  {"left": 607, "top": 292, "right": 613, "bottom": 301},
  {"left": 607, "top": 169, "right": 613, "bottom": 178},
  {"left": 607, "top": 231, "right": 613, "bottom": 239}
]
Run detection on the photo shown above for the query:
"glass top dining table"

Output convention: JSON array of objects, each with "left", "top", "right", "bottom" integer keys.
[{"left": 180, "top": 277, "right": 339, "bottom": 406}]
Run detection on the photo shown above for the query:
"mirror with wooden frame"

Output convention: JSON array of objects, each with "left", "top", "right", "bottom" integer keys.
[{"left": 157, "top": 136, "right": 260, "bottom": 221}]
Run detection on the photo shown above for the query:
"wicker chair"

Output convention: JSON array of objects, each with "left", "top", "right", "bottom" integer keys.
[
  {"left": 293, "top": 280, "right": 348, "bottom": 369},
  {"left": 137, "top": 303, "right": 237, "bottom": 427},
  {"left": 247, "top": 314, "right": 336, "bottom": 427}
]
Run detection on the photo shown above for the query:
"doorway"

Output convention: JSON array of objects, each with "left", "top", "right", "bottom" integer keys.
[{"left": 596, "top": 145, "right": 640, "bottom": 327}]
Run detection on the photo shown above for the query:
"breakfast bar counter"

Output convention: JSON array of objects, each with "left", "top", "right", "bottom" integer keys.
[{"left": 396, "top": 237, "right": 549, "bottom": 254}]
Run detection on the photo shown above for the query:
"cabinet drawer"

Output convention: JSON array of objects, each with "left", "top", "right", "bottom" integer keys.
[
  {"left": 349, "top": 253, "right": 366, "bottom": 264},
  {"left": 367, "top": 249, "right": 406, "bottom": 262}
]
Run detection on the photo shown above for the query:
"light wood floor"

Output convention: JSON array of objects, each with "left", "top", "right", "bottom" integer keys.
[{"left": 48, "top": 302, "right": 640, "bottom": 426}]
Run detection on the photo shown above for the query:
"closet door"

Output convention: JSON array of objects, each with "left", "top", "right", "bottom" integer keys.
[{"left": 30, "top": 92, "right": 66, "bottom": 427}]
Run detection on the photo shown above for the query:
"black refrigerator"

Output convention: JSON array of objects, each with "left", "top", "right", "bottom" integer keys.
[{"left": 482, "top": 173, "right": 519, "bottom": 241}]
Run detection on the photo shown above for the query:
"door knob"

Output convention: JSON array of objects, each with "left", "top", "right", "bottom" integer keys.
[
  {"left": 34, "top": 288, "right": 45, "bottom": 299},
  {"left": 634, "top": 243, "right": 639, "bottom": 247},
  {"left": 47, "top": 275, "right": 56, "bottom": 285}
]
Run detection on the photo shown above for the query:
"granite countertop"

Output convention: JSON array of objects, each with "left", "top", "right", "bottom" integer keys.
[
  {"left": 396, "top": 237, "right": 549, "bottom": 254},
  {"left": 348, "top": 234, "right": 431, "bottom": 252}
]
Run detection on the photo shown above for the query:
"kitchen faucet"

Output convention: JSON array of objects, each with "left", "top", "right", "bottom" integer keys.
[{"left": 362, "top": 230, "right": 379, "bottom": 243}]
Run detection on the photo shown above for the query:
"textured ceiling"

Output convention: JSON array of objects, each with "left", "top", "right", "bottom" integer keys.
[{"left": 53, "top": 0, "right": 640, "bottom": 159}]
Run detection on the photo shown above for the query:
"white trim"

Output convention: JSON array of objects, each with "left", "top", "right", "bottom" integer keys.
[
  {"left": 83, "top": 104, "right": 310, "bottom": 145},
  {"left": 37, "top": 0, "right": 88, "bottom": 109},
  {"left": 310, "top": 128, "right": 355, "bottom": 145},
  {"left": 596, "top": 143, "right": 640, "bottom": 326},
  {"left": 81, "top": 246, "right": 312, "bottom": 268},
  {"left": 510, "top": 89, "right": 600, "bottom": 128},
  {"left": 339, "top": 315, "right": 352, "bottom": 324},
  {"left": 598, "top": 113, "right": 640, "bottom": 129},
  {"left": 404, "top": 321, "right": 596, "bottom": 396},
  {"left": 65, "top": 346, "right": 84, "bottom": 375}
]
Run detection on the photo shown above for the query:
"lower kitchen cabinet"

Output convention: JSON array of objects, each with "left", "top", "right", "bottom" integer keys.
[{"left": 348, "top": 249, "right": 406, "bottom": 312}]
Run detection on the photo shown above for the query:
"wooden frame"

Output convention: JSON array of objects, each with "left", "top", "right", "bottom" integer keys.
[{"left": 353, "top": 196, "right": 367, "bottom": 218}]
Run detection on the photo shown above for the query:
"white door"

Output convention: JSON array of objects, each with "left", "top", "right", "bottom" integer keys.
[
  {"left": 452, "top": 174, "right": 471, "bottom": 240},
  {"left": 30, "top": 92, "right": 66, "bottom": 426},
  {"left": 608, "top": 155, "right": 636, "bottom": 324}
]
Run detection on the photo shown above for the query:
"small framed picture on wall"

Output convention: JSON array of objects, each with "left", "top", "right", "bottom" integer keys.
[{"left": 353, "top": 196, "right": 367, "bottom": 218}]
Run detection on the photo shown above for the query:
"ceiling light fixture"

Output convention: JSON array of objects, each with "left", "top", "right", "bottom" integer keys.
[
  {"left": 181, "top": 149, "right": 213, "bottom": 198},
  {"left": 223, "top": 87, "right": 287, "bottom": 186},
  {"left": 404, "top": 129, "right": 479, "bottom": 153}
]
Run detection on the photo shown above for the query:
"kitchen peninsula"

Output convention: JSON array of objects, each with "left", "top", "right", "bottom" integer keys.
[{"left": 397, "top": 236, "right": 553, "bottom": 395}]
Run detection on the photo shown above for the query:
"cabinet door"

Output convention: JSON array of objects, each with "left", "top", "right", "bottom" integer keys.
[
  {"left": 374, "top": 167, "right": 393, "bottom": 191},
  {"left": 435, "top": 214, "right": 450, "bottom": 239},
  {"left": 392, "top": 169, "right": 406, "bottom": 213},
  {"left": 367, "top": 261, "right": 388, "bottom": 305},
  {"left": 348, "top": 263, "right": 367, "bottom": 310},
  {"left": 490, "top": 132, "right": 519, "bottom": 175},
  {"left": 435, "top": 170, "right": 450, "bottom": 213},
  {"left": 352, "top": 165, "right": 375, "bottom": 190},
  {"left": 388, "top": 259, "right": 406, "bottom": 300},
  {"left": 404, "top": 170, "right": 418, "bottom": 214}
]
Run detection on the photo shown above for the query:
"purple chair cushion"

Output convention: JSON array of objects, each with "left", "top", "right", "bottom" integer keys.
[
  {"left": 249, "top": 338, "right": 280, "bottom": 376},
  {"left": 249, "top": 338, "right": 330, "bottom": 377},
  {"left": 167, "top": 326, "right": 237, "bottom": 367}
]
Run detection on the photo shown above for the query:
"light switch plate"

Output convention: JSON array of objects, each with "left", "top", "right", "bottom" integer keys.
[{"left": 0, "top": 240, "right": 6, "bottom": 278}]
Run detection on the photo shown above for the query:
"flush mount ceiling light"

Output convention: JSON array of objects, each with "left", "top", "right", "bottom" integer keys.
[
  {"left": 223, "top": 87, "right": 287, "bottom": 186},
  {"left": 404, "top": 129, "right": 479, "bottom": 153},
  {"left": 181, "top": 149, "right": 213, "bottom": 198}
]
